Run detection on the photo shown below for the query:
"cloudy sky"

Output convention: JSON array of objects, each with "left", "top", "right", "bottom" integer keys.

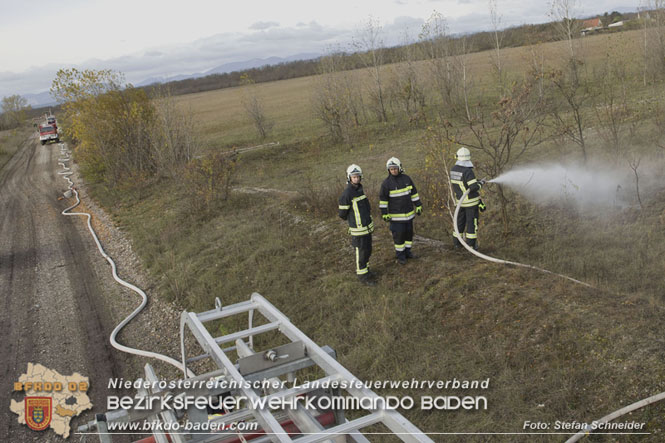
[{"left": 0, "top": 0, "right": 635, "bottom": 99}]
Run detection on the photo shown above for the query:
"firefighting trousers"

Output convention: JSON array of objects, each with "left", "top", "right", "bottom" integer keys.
[
  {"left": 453, "top": 205, "right": 479, "bottom": 247},
  {"left": 390, "top": 221, "right": 414, "bottom": 260},
  {"left": 352, "top": 234, "right": 372, "bottom": 275}
]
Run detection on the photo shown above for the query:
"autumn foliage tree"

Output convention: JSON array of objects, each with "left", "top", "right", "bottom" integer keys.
[
  {"left": 51, "top": 69, "right": 155, "bottom": 184},
  {"left": 51, "top": 69, "right": 196, "bottom": 186}
]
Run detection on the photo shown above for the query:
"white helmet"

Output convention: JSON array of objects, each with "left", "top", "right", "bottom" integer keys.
[
  {"left": 456, "top": 147, "right": 471, "bottom": 161},
  {"left": 346, "top": 164, "right": 363, "bottom": 182},
  {"left": 386, "top": 157, "right": 403, "bottom": 173}
]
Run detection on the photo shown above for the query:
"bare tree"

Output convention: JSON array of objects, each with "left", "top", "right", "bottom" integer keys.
[
  {"left": 240, "top": 74, "right": 273, "bottom": 139},
  {"left": 547, "top": 64, "right": 595, "bottom": 164},
  {"left": 548, "top": 0, "right": 582, "bottom": 61},
  {"left": 312, "top": 50, "right": 365, "bottom": 144},
  {"left": 456, "top": 38, "right": 474, "bottom": 122},
  {"left": 489, "top": 0, "right": 506, "bottom": 92},
  {"left": 627, "top": 155, "right": 644, "bottom": 209},
  {"left": 640, "top": 2, "right": 649, "bottom": 86},
  {"left": 389, "top": 31, "right": 427, "bottom": 125},
  {"left": 640, "top": 0, "right": 665, "bottom": 82},
  {"left": 545, "top": 0, "right": 594, "bottom": 164},
  {"left": 444, "top": 76, "right": 547, "bottom": 232},
  {"left": 527, "top": 45, "right": 546, "bottom": 100},
  {"left": 353, "top": 17, "right": 389, "bottom": 122},
  {"left": 150, "top": 88, "right": 200, "bottom": 178},
  {"left": 592, "top": 49, "right": 637, "bottom": 164},
  {"left": 419, "top": 12, "right": 468, "bottom": 120}
]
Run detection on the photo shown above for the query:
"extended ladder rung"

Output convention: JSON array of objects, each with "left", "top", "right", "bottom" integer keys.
[
  {"left": 185, "top": 322, "right": 280, "bottom": 363},
  {"left": 197, "top": 300, "right": 256, "bottom": 323},
  {"left": 215, "top": 322, "right": 281, "bottom": 345}
]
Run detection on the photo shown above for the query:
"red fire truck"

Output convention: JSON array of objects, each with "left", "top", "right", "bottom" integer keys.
[{"left": 38, "top": 123, "right": 59, "bottom": 145}]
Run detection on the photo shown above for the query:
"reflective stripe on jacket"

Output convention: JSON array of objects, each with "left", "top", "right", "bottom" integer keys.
[
  {"left": 339, "top": 183, "right": 374, "bottom": 236},
  {"left": 450, "top": 165, "right": 481, "bottom": 207},
  {"left": 379, "top": 173, "right": 422, "bottom": 221}
]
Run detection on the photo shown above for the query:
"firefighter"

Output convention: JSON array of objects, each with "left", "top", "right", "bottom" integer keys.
[
  {"left": 339, "top": 164, "right": 376, "bottom": 286},
  {"left": 450, "top": 147, "right": 486, "bottom": 250},
  {"left": 379, "top": 157, "right": 423, "bottom": 265}
]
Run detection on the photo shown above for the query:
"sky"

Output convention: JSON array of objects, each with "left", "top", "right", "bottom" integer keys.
[{"left": 0, "top": 0, "right": 635, "bottom": 100}]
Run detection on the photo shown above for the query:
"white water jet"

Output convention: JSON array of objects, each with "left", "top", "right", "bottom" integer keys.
[{"left": 490, "top": 163, "right": 648, "bottom": 208}]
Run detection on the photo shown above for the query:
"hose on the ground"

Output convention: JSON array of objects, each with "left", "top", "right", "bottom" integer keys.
[
  {"left": 565, "top": 391, "right": 665, "bottom": 442},
  {"left": 455, "top": 186, "right": 665, "bottom": 440},
  {"left": 453, "top": 187, "right": 593, "bottom": 288},
  {"left": 57, "top": 143, "right": 194, "bottom": 377}
]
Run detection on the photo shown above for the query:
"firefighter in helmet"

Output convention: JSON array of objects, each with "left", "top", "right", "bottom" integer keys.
[
  {"left": 339, "top": 164, "right": 376, "bottom": 285},
  {"left": 450, "top": 147, "right": 486, "bottom": 250},
  {"left": 379, "top": 157, "right": 423, "bottom": 265}
]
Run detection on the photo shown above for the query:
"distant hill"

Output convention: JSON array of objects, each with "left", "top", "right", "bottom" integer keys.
[
  {"left": 135, "top": 53, "right": 321, "bottom": 87},
  {"left": 20, "top": 53, "right": 321, "bottom": 107},
  {"left": 23, "top": 91, "right": 57, "bottom": 108}
]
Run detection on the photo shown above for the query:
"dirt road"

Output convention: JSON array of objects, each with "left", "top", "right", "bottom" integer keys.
[{"left": 0, "top": 137, "right": 182, "bottom": 441}]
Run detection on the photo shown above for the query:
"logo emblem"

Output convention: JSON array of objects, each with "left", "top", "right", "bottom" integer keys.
[{"left": 25, "top": 397, "right": 52, "bottom": 431}]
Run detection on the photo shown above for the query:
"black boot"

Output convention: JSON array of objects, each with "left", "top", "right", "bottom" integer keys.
[
  {"left": 405, "top": 249, "right": 418, "bottom": 259},
  {"left": 453, "top": 238, "right": 462, "bottom": 251},
  {"left": 358, "top": 273, "right": 376, "bottom": 286}
]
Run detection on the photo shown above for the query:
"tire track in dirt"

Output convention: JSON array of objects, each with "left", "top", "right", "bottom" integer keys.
[{"left": 0, "top": 139, "right": 133, "bottom": 442}]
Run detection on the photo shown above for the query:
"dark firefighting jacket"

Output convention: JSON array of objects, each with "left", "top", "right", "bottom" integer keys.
[
  {"left": 379, "top": 173, "right": 422, "bottom": 221},
  {"left": 338, "top": 183, "right": 374, "bottom": 236},
  {"left": 450, "top": 164, "right": 482, "bottom": 207}
]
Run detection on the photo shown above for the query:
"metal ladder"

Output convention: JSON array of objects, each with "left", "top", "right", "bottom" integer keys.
[{"left": 80, "top": 293, "right": 434, "bottom": 443}]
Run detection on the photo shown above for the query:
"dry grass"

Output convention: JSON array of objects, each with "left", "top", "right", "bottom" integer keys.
[
  {"left": 82, "top": 27, "right": 665, "bottom": 441},
  {"left": 95, "top": 174, "right": 665, "bottom": 441},
  {"left": 174, "top": 29, "right": 648, "bottom": 149}
]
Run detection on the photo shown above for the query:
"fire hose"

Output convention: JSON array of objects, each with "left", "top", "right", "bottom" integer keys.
[
  {"left": 455, "top": 184, "right": 665, "bottom": 440},
  {"left": 453, "top": 185, "right": 592, "bottom": 288},
  {"left": 57, "top": 144, "right": 194, "bottom": 377},
  {"left": 564, "top": 391, "right": 665, "bottom": 442}
]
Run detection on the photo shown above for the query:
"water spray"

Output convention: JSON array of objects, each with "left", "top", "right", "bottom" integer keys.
[
  {"left": 453, "top": 185, "right": 592, "bottom": 288},
  {"left": 488, "top": 162, "right": 653, "bottom": 209},
  {"left": 454, "top": 181, "right": 665, "bottom": 440}
]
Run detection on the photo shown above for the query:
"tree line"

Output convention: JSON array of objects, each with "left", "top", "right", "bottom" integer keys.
[{"left": 142, "top": 10, "right": 639, "bottom": 98}]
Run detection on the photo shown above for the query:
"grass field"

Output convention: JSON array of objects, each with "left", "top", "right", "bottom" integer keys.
[{"left": 84, "top": 26, "right": 665, "bottom": 441}]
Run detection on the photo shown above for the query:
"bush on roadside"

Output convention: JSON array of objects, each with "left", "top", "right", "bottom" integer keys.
[{"left": 182, "top": 150, "right": 238, "bottom": 213}]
